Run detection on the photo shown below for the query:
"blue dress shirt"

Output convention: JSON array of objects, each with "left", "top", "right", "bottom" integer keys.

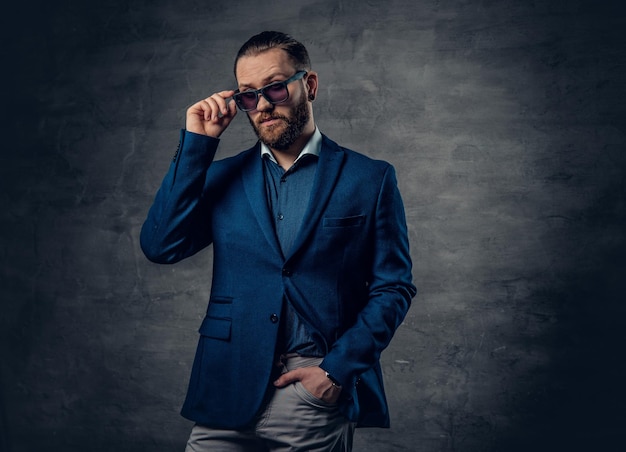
[{"left": 261, "top": 128, "right": 324, "bottom": 357}]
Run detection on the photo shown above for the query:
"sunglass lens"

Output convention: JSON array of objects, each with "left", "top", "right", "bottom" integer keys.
[
  {"left": 234, "top": 81, "right": 290, "bottom": 111},
  {"left": 236, "top": 92, "right": 257, "bottom": 110},
  {"left": 263, "top": 83, "right": 288, "bottom": 103}
]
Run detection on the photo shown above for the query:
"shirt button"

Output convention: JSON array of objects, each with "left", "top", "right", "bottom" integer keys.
[
  {"left": 277, "top": 214, "right": 284, "bottom": 220},
  {"left": 270, "top": 313, "right": 279, "bottom": 323}
]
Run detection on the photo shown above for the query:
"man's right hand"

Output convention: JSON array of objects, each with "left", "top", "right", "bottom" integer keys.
[{"left": 186, "top": 90, "right": 238, "bottom": 138}]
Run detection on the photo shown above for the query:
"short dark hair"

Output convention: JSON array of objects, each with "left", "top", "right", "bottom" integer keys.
[{"left": 234, "top": 31, "right": 311, "bottom": 75}]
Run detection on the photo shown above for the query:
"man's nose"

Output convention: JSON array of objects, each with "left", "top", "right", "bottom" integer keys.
[{"left": 256, "top": 94, "right": 274, "bottom": 112}]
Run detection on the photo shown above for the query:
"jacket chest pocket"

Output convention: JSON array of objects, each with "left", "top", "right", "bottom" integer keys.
[{"left": 323, "top": 214, "right": 366, "bottom": 228}]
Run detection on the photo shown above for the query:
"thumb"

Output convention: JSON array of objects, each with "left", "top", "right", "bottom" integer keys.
[{"left": 274, "top": 368, "right": 303, "bottom": 388}]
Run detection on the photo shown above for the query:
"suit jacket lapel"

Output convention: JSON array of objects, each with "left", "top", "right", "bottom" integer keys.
[
  {"left": 285, "top": 135, "right": 345, "bottom": 261},
  {"left": 241, "top": 144, "right": 284, "bottom": 259}
]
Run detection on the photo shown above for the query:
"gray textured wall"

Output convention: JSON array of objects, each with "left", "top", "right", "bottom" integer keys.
[{"left": 2, "top": 1, "right": 625, "bottom": 451}]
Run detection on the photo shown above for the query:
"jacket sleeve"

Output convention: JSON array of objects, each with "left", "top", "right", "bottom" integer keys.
[
  {"left": 320, "top": 164, "right": 417, "bottom": 388},
  {"left": 140, "top": 130, "right": 220, "bottom": 264}
]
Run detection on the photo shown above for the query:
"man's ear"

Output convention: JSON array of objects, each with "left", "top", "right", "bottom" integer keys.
[{"left": 306, "top": 71, "right": 318, "bottom": 101}]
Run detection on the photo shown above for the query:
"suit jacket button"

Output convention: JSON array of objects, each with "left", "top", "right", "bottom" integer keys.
[
  {"left": 282, "top": 268, "right": 292, "bottom": 276},
  {"left": 270, "top": 313, "right": 279, "bottom": 323}
]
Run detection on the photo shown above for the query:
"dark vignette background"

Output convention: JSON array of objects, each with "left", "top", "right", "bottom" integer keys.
[{"left": 1, "top": 1, "right": 625, "bottom": 451}]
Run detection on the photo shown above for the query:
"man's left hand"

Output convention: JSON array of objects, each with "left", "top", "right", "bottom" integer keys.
[{"left": 273, "top": 366, "right": 342, "bottom": 404}]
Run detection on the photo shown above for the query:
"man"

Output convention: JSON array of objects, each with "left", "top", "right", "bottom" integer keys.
[{"left": 140, "top": 31, "right": 416, "bottom": 451}]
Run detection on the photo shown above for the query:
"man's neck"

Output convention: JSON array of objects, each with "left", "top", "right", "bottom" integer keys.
[{"left": 271, "top": 123, "right": 316, "bottom": 171}]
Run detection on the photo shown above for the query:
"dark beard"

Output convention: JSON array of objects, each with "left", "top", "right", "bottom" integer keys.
[{"left": 249, "top": 92, "right": 310, "bottom": 151}]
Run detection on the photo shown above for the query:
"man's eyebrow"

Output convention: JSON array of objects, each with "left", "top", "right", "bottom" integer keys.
[{"left": 239, "top": 72, "right": 290, "bottom": 90}]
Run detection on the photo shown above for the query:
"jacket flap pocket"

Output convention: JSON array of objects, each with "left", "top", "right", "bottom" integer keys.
[
  {"left": 199, "top": 316, "right": 232, "bottom": 341},
  {"left": 206, "top": 296, "right": 233, "bottom": 318}
]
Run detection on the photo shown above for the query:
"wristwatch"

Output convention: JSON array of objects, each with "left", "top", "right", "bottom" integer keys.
[{"left": 325, "top": 371, "right": 342, "bottom": 388}]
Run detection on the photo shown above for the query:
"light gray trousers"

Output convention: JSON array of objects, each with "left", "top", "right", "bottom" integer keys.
[{"left": 185, "top": 356, "right": 355, "bottom": 452}]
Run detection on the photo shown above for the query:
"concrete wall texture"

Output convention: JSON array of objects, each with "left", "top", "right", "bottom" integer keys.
[{"left": 1, "top": 0, "right": 625, "bottom": 451}]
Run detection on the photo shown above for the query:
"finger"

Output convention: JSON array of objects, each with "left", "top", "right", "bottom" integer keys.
[
  {"left": 273, "top": 368, "right": 303, "bottom": 387},
  {"left": 211, "top": 90, "right": 236, "bottom": 115},
  {"left": 205, "top": 97, "right": 224, "bottom": 121},
  {"left": 207, "top": 95, "right": 227, "bottom": 119},
  {"left": 187, "top": 100, "right": 208, "bottom": 119},
  {"left": 216, "top": 89, "right": 236, "bottom": 101},
  {"left": 227, "top": 97, "right": 238, "bottom": 117},
  {"left": 186, "top": 100, "right": 213, "bottom": 134},
  {"left": 194, "top": 99, "right": 212, "bottom": 122}
]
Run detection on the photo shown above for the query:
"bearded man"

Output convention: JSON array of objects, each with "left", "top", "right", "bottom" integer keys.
[{"left": 140, "top": 31, "right": 416, "bottom": 452}]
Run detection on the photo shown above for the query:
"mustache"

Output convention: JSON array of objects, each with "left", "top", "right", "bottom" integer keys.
[{"left": 256, "top": 113, "right": 289, "bottom": 124}]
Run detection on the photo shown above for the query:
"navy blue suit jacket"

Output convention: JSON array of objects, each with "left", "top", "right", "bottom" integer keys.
[{"left": 140, "top": 130, "right": 416, "bottom": 429}]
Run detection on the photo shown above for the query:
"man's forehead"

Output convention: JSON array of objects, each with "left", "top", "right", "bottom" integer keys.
[{"left": 236, "top": 49, "right": 294, "bottom": 87}]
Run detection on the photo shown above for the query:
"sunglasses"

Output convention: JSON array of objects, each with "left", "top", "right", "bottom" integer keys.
[{"left": 232, "top": 71, "right": 307, "bottom": 112}]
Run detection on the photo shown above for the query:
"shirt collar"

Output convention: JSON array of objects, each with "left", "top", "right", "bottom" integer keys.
[{"left": 260, "top": 127, "right": 322, "bottom": 165}]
